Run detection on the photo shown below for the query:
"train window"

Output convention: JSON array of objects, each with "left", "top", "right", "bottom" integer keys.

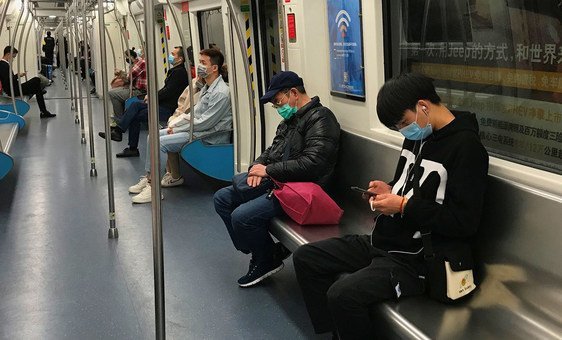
[{"left": 384, "top": 0, "right": 562, "bottom": 175}]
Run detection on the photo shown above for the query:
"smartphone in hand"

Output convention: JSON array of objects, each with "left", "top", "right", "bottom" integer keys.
[{"left": 350, "top": 186, "right": 377, "bottom": 197}]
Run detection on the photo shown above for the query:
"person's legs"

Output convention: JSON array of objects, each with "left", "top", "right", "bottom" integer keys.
[
  {"left": 167, "top": 152, "right": 181, "bottom": 179},
  {"left": 327, "top": 256, "right": 424, "bottom": 339},
  {"left": 108, "top": 87, "right": 132, "bottom": 118},
  {"left": 293, "top": 235, "right": 377, "bottom": 335},
  {"left": 144, "top": 128, "right": 172, "bottom": 174},
  {"left": 294, "top": 236, "right": 425, "bottom": 339},
  {"left": 21, "top": 77, "right": 52, "bottom": 116},
  {"left": 126, "top": 104, "right": 148, "bottom": 149}
]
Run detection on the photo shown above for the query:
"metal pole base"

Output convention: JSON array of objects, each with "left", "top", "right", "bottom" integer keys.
[
  {"left": 108, "top": 227, "right": 119, "bottom": 239},
  {"left": 75, "top": 117, "right": 80, "bottom": 124},
  {"left": 81, "top": 137, "right": 87, "bottom": 144},
  {"left": 90, "top": 168, "right": 97, "bottom": 177}
]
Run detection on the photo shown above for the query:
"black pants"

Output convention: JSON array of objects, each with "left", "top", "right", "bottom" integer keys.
[
  {"left": 293, "top": 235, "right": 425, "bottom": 340},
  {"left": 13, "top": 77, "right": 48, "bottom": 113}
]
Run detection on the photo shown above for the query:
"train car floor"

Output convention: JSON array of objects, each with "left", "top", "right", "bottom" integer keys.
[{"left": 0, "top": 71, "right": 319, "bottom": 339}]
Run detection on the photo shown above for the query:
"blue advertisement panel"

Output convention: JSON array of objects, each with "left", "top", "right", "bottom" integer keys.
[{"left": 327, "top": 0, "right": 365, "bottom": 101}]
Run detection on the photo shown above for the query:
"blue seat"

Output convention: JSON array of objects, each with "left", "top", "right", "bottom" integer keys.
[
  {"left": 180, "top": 131, "right": 234, "bottom": 182},
  {"left": 0, "top": 98, "right": 30, "bottom": 116},
  {"left": 0, "top": 110, "right": 25, "bottom": 180}
]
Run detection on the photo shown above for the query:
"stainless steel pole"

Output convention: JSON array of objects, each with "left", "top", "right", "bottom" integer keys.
[
  {"left": 73, "top": 7, "right": 87, "bottom": 144},
  {"left": 114, "top": 12, "right": 133, "bottom": 97},
  {"left": 0, "top": 0, "right": 10, "bottom": 33},
  {"left": 66, "top": 15, "right": 77, "bottom": 117},
  {"left": 144, "top": 0, "right": 166, "bottom": 337},
  {"left": 127, "top": 0, "right": 146, "bottom": 54},
  {"left": 98, "top": 0, "right": 119, "bottom": 239},
  {"left": 68, "top": 13, "right": 80, "bottom": 123},
  {"left": 16, "top": 0, "right": 29, "bottom": 97},
  {"left": 164, "top": 0, "right": 194, "bottom": 142},
  {"left": 225, "top": 0, "right": 256, "bottom": 163},
  {"left": 226, "top": 8, "right": 241, "bottom": 173},
  {"left": 103, "top": 24, "right": 117, "bottom": 72},
  {"left": 83, "top": 0, "right": 97, "bottom": 177},
  {"left": 22, "top": 2, "right": 35, "bottom": 83},
  {"left": 6, "top": 27, "right": 19, "bottom": 116},
  {"left": 9, "top": 0, "right": 24, "bottom": 104}
]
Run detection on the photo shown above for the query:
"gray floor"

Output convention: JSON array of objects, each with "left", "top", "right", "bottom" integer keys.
[{"left": 0, "top": 71, "right": 324, "bottom": 339}]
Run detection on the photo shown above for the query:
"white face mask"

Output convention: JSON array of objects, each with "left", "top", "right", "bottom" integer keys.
[{"left": 197, "top": 64, "right": 210, "bottom": 78}]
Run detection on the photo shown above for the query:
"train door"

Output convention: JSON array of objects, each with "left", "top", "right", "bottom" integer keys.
[
  {"left": 198, "top": 8, "right": 226, "bottom": 52},
  {"left": 253, "top": 0, "right": 286, "bottom": 153}
]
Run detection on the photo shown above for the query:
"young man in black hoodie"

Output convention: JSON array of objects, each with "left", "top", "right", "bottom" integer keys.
[{"left": 293, "top": 73, "right": 489, "bottom": 339}]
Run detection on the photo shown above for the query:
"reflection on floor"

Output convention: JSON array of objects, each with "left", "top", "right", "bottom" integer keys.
[{"left": 0, "top": 71, "right": 319, "bottom": 339}]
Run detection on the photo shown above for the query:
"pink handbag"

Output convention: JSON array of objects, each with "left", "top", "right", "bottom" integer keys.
[{"left": 272, "top": 180, "right": 344, "bottom": 225}]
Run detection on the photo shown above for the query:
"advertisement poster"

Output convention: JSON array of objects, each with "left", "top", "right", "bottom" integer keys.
[{"left": 327, "top": 0, "right": 365, "bottom": 101}]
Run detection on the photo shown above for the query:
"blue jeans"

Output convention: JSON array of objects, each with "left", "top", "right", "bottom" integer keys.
[
  {"left": 117, "top": 101, "right": 173, "bottom": 149},
  {"left": 145, "top": 129, "right": 190, "bottom": 173},
  {"left": 214, "top": 184, "right": 283, "bottom": 264}
]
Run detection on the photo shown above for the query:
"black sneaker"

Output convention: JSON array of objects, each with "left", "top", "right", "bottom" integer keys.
[
  {"left": 40, "top": 111, "right": 56, "bottom": 118},
  {"left": 98, "top": 128, "right": 122, "bottom": 142},
  {"left": 116, "top": 147, "right": 140, "bottom": 158},
  {"left": 273, "top": 242, "right": 292, "bottom": 262},
  {"left": 237, "top": 259, "right": 284, "bottom": 287}
]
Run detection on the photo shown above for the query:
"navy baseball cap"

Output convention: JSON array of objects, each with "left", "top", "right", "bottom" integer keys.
[{"left": 260, "top": 71, "right": 304, "bottom": 104}]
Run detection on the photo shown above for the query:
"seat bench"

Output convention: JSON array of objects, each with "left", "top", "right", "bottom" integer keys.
[
  {"left": 0, "top": 110, "right": 26, "bottom": 180},
  {"left": 270, "top": 130, "right": 562, "bottom": 339}
]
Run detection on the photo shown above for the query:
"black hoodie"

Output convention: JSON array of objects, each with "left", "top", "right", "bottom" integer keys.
[{"left": 371, "top": 111, "right": 489, "bottom": 267}]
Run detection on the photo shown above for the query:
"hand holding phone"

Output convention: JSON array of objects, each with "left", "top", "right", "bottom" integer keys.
[{"left": 350, "top": 186, "right": 377, "bottom": 197}]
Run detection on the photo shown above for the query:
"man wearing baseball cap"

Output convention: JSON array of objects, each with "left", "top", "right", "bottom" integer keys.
[{"left": 214, "top": 71, "right": 341, "bottom": 287}]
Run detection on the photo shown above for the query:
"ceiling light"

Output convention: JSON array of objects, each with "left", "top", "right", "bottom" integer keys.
[{"left": 49, "top": 15, "right": 57, "bottom": 18}]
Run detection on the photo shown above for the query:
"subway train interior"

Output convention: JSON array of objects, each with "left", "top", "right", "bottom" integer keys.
[{"left": 0, "top": 0, "right": 561, "bottom": 338}]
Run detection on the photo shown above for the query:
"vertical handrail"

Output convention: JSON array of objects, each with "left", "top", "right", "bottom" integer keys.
[
  {"left": 164, "top": 0, "right": 194, "bottom": 142},
  {"left": 127, "top": 0, "right": 146, "bottom": 54},
  {"left": 97, "top": 0, "right": 119, "bottom": 240},
  {"left": 113, "top": 11, "right": 133, "bottom": 97},
  {"left": 0, "top": 0, "right": 10, "bottom": 34},
  {"left": 9, "top": 0, "right": 25, "bottom": 106},
  {"left": 16, "top": 0, "right": 29, "bottom": 97},
  {"left": 144, "top": 0, "right": 166, "bottom": 337},
  {"left": 22, "top": 2, "right": 35, "bottom": 83},
  {"left": 104, "top": 23, "right": 117, "bottom": 72},
  {"left": 65, "top": 14, "right": 77, "bottom": 119},
  {"left": 6, "top": 26, "right": 18, "bottom": 116},
  {"left": 83, "top": 0, "right": 97, "bottom": 177},
  {"left": 68, "top": 10, "right": 80, "bottom": 123},
  {"left": 225, "top": 0, "right": 256, "bottom": 163},
  {"left": 73, "top": 6, "right": 87, "bottom": 144},
  {"left": 226, "top": 8, "right": 241, "bottom": 173},
  {"left": 113, "top": 9, "right": 127, "bottom": 70}
]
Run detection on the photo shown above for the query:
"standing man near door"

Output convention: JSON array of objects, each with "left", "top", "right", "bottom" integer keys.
[{"left": 43, "top": 31, "right": 56, "bottom": 65}]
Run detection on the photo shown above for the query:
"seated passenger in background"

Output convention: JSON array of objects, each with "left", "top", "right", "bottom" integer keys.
[
  {"left": 99, "top": 46, "right": 189, "bottom": 158},
  {"left": 293, "top": 73, "right": 489, "bottom": 340},
  {"left": 129, "top": 48, "right": 232, "bottom": 204},
  {"left": 214, "top": 71, "right": 341, "bottom": 287},
  {"left": 107, "top": 48, "right": 146, "bottom": 121},
  {"left": 0, "top": 46, "right": 56, "bottom": 118}
]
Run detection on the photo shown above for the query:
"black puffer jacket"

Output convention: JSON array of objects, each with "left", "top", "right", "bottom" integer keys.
[{"left": 253, "top": 96, "right": 340, "bottom": 185}]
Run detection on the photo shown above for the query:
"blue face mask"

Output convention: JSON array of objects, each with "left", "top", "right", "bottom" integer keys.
[
  {"left": 277, "top": 104, "right": 298, "bottom": 120},
  {"left": 168, "top": 54, "right": 175, "bottom": 65},
  {"left": 399, "top": 110, "right": 432, "bottom": 140}
]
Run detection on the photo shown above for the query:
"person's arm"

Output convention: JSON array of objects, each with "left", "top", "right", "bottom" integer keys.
[
  {"left": 192, "top": 91, "right": 231, "bottom": 132},
  {"left": 265, "top": 109, "right": 340, "bottom": 182},
  {"left": 401, "top": 136, "right": 489, "bottom": 238}
]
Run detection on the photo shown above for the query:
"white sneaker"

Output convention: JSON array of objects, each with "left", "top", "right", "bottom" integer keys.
[
  {"left": 129, "top": 176, "right": 149, "bottom": 194},
  {"left": 161, "top": 175, "right": 184, "bottom": 187},
  {"left": 161, "top": 172, "right": 172, "bottom": 183},
  {"left": 131, "top": 184, "right": 164, "bottom": 204}
]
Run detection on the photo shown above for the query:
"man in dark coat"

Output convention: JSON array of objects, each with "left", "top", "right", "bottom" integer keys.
[{"left": 214, "top": 71, "right": 341, "bottom": 287}]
